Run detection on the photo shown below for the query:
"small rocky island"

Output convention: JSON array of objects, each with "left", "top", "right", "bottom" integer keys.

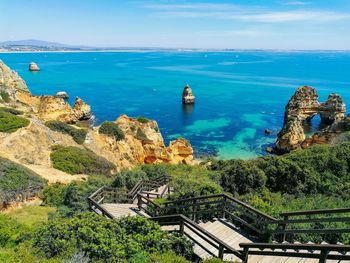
[
  {"left": 276, "top": 86, "right": 349, "bottom": 153},
  {"left": 182, "top": 84, "right": 195, "bottom": 104},
  {"left": 29, "top": 62, "right": 40, "bottom": 71}
]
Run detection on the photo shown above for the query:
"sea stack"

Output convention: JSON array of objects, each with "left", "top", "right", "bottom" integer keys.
[
  {"left": 29, "top": 62, "right": 40, "bottom": 71},
  {"left": 182, "top": 84, "right": 195, "bottom": 104}
]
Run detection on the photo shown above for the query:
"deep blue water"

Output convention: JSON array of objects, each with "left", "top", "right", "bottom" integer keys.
[{"left": 1, "top": 51, "right": 350, "bottom": 159}]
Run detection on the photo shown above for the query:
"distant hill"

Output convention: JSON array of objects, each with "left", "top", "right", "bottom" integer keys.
[{"left": 0, "top": 39, "right": 92, "bottom": 49}]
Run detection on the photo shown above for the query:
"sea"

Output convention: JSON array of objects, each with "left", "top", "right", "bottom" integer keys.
[{"left": 1, "top": 51, "right": 350, "bottom": 159}]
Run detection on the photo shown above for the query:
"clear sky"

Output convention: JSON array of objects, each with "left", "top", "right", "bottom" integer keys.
[{"left": 1, "top": 0, "right": 350, "bottom": 50}]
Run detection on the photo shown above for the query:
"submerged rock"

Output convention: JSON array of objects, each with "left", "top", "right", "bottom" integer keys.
[
  {"left": 276, "top": 86, "right": 347, "bottom": 153},
  {"left": 29, "top": 62, "right": 40, "bottom": 71},
  {"left": 182, "top": 84, "right": 195, "bottom": 104},
  {"left": 55, "top": 91, "right": 69, "bottom": 99}
]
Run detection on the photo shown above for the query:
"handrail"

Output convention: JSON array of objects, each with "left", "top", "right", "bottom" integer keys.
[
  {"left": 239, "top": 243, "right": 350, "bottom": 263},
  {"left": 150, "top": 214, "right": 244, "bottom": 260},
  {"left": 224, "top": 194, "right": 277, "bottom": 222},
  {"left": 239, "top": 242, "right": 350, "bottom": 251},
  {"left": 280, "top": 207, "right": 350, "bottom": 217}
]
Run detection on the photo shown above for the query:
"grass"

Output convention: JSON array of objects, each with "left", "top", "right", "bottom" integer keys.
[
  {"left": 50, "top": 146, "right": 115, "bottom": 175},
  {"left": 7, "top": 206, "right": 55, "bottom": 228},
  {"left": 99, "top": 121, "right": 125, "bottom": 141},
  {"left": 45, "top": 120, "right": 87, "bottom": 144},
  {"left": 0, "top": 111, "right": 30, "bottom": 133}
]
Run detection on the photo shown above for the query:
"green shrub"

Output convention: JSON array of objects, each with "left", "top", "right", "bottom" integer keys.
[
  {"left": 0, "top": 107, "right": 23, "bottom": 115},
  {"left": 45, "top": 121, "right": 87, "bottom": 144},
  {"left": 99, "top": 121, "right": 125, "bottom": 141},
  {"left": 0, "top": 157, "right": 46, "bottom": 207},
  {"left": 33, "top": 213, "right": 193, "bottom": 261},
  {"left": 212, "top": 160, "right": 266, "bottom": 195},
  {"left": 50, "top": 146, "right": 115, "bottom": 175},
  {"left": 137, "top": 116, "right": 150, "bottom": 123},
  {"left": 0, "top": 91, "right": 10, "bottom": 103},
  {"left": 0, "top": 111, "right": 30, "bottom": 133}
]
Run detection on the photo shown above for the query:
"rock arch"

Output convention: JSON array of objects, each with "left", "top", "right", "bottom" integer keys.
[{"left": 276, "top": 86, "right": 346, "bottom": 153}]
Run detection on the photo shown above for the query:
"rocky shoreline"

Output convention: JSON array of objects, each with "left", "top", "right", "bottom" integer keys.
[{"left": 0, "top": 60, "right": 194, "bottom": 183}]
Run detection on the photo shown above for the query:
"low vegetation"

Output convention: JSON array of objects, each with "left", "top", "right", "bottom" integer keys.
[
  {"left": 45, "top": 120, "right": 87, "bottom": 144},
  {"left": 0, "top": 110, "right": 30, "bottom": 133},
  {"left": 0, "top": 90, "right": 10, "bottom": 103},
  {"left": 99, "top": 121, "right": 125, "bottom": 141},
  {"left": 137, "top": 116, "right": 150, "bottom": 123},
  {"left": 50, "top": 146, "right": 115, "bottom": 175},
  {"left": 0, "top": 157, "right": 46, "bottom": 208},
  {"left": 0, "top": 107, "right": 23, "bottom": 115}
]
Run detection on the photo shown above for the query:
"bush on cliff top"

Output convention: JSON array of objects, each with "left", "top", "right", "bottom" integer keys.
[
  {"left": 0, "top": 91, "right": 10, "bottom": 103},
  {"left": 50, "top": 146, "right": 115, "bottom": 175},
  {"left": 0, "top": 157, "right": 46, "bottom": 207},
  {"left": 45, "top": 120, "right": 87, "bottom": 144},
  {"left": 137, "top": 116, "right": 150, "bottom": 123},
  {"left": 98, "top": 121, "right": 125, "bottom": 141},
  {"left": 0, "top": 111, "right": 29, "bottom": 133}
]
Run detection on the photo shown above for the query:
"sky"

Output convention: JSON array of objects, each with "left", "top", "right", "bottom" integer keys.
[{"left": 1, "top": 0, "right": 350, "bottom": 50}]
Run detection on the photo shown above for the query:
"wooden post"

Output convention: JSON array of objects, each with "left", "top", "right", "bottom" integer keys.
[
  {"left": 221, "top": 196, "right": 226, "bottom": 219},
  {"left": 280, "top": 215, "right": 288, "bottom": 242},
  {"left": 242, "top": 247, "right": 249, "bottom": 263},
  {"left": 137, "top": 195, "right": 142, "bottom": 210},
  {"left": 218, "top": 245, "right": 224, "bottom": 260},
  {"left": 180, "top": 220, "right": 184, "bottom": 235},
  {"left": 319, "top": 250, "right": 328, "bottom": 263},
  {"left": 192, "top": 199, "right": 197, "bottom": 221}
]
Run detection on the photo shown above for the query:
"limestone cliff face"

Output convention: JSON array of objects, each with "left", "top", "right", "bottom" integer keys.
[
  {"left": 0, "top": 60, "right": 30, "bottom": 101},
  {"left": 85, "top": 115, "right": 193, "bottom": 171},
  {"left": 276, "top": 86, "right": 347, "bottom": 153}
]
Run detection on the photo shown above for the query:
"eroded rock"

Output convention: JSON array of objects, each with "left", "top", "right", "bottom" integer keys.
[
  {"left": 276, "top": 86, "right": 347, "bottom": 153},
  {"left": 29, "top": 62, "right": 40, "bottom": 71},
  {"left": 182, "top": 84, "right": 195, "bottom": 104}
]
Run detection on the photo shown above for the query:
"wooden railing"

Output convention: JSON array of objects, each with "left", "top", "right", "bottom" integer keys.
[
  {"left": 271, "top": 207, "right": 350, "bottom": 242},
  {"left": 139, "top": 193, "right": 350, "bottom": 243},
  {"left": 87, "top": 175, "right": 171, "bottom": 217},
  {"left": 157, "top": 194, "right": 278, "bottom": 240},
  {"left": 239, "top": 242, "right": 350, "bottom": 263},
  {"left": 150, "top": 214, "right": 244, "bottom": 260}
]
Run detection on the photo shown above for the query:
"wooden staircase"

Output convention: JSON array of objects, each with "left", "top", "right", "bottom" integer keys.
[{"left": 88, "top": 177, "right": 350, "bottom": 263}]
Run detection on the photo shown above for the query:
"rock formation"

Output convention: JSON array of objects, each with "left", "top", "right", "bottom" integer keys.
[
  {"left": 0, "top": 60, "right": 30, "bottom": 101},
  {"left": 182, "top": 84, "right": 195, "bottom": 104},
  {"left": 29, "top": 62, "right": 40, "bottom": 71},
  {"left": 276, "top": 86, "right": 347, "bottom": 153}
]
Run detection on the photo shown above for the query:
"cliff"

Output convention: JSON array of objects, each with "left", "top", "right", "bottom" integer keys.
[
  {"left": 0, "top": 60, "right": 194, "bottom": 182},
  {"left": 276, "top": 86, "right": 348, "bottom": 153}
]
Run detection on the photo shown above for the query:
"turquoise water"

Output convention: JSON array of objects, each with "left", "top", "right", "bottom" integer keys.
[{"left": 1, "top": 51, "right": 350, "bottom": 159}]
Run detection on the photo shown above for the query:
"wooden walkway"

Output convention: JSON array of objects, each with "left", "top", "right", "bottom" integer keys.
[
  {"left": 89, "top": 180, "right": 350, "bottom": 263},
  {"left": 163, "top": 219, "right": 349, "bottom": 263}
]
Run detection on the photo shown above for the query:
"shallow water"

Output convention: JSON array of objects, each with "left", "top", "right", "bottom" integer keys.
[{"left": 1, "top": 51, "right": 350, "bottom": 159}]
